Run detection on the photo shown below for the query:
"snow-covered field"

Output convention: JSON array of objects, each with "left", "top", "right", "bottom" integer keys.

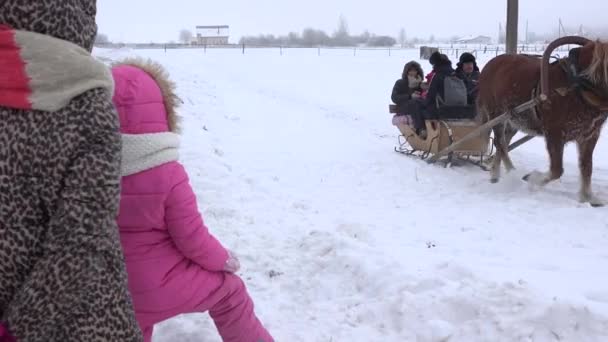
[{"left": 96, "top": 47, "right": 608, "bottom": 341}]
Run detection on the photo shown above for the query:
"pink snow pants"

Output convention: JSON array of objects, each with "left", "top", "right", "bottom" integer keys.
[{"left": 141, "top": 274, "right": 273, "bottom": 342}]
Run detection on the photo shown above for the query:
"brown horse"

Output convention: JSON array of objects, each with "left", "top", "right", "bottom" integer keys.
[{"left": 477, "top": 37, "right": 608, "bottom": 206}]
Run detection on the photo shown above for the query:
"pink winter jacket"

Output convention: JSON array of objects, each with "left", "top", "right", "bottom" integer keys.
[{"left": 112, "top": 61, "right": 229, "bottom": 320}]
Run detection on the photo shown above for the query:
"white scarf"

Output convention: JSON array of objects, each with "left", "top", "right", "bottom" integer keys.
[
  {"left": 121, "top": 132, "right": 180, "bottom": 176},
  {"left": 408, "top": 75, "right": 422, "bottom": 89}
]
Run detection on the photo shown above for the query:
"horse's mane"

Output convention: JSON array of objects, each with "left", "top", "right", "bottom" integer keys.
[{"left": 582, "top": 40, "right": 608, "bottom": 89}]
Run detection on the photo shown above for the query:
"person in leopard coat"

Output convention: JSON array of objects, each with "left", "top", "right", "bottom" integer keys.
[{"left": 0, "top": 1, "right": 142, "bottom": 341}]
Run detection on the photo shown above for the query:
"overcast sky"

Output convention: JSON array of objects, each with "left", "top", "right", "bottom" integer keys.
[{"left": 97, "top": 0, "right": 606, "bottom": 43}]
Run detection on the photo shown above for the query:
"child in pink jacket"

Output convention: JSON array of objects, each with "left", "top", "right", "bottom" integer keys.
[{"left": 112, "top": 58, "right": 274, "bottom": 342}]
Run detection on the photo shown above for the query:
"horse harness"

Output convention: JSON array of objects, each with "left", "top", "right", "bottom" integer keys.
[{"left": 556, "top": 49, "right": 608, "bottom": 111}]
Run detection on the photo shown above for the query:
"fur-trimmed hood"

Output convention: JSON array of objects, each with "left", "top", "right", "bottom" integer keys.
[
  {"left": 111, "top": 58, "right": 181, "bottom": 134},
  {"left": 403, "top": 61, "right": 424, "bottom": 79}
]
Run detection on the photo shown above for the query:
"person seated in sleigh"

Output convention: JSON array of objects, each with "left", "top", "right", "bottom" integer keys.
[
  {"left": 455, "top": 52, "right": 481, "bottom": 104},
  {"left": 391, "top": 61, "right": 425, "bottom": 134}
]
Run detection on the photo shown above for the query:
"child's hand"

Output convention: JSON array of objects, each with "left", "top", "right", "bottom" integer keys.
[{"left": 224, "top": 250, "right": 241, "bottom": 273}]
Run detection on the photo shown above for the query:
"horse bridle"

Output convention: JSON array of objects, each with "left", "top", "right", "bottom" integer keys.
[
  {"left": 561, "top": 48, "right": 608, "bottom": 111},
  {"left": 563, "top": 49, "right": 594, "bottom": 92}
]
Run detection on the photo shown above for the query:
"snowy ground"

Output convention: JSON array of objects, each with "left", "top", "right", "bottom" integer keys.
[{"left": 96, "top": 47, "right": 608, "bottom": 342}]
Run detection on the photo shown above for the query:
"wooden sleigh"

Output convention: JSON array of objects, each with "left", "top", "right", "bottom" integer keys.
[
  {"left": 389, "top": 104, "right": 493, "bottom": 168},
  {"left": 389, "top": 101, "right": 537, "bottom": 169}
]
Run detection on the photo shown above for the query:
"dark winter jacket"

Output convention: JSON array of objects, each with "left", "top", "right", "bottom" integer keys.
[
  {"left": 455, "top": 52, "right": 480, "bottom": 104},
  {"left": 391, "top": 61, "right": 424, "bottom": 106},
  {"left": 424, "top": 61, "right": 455, "bottom": 109},
  {"left": 455, "top": 69, "right": 481, "bottom": 104},
  {"left": 0, "top": 1, "right": 142, "bottom": 341}
]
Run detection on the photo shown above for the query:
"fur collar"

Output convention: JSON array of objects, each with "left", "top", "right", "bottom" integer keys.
[{"left": 112, "top": 57, "right": 181, "bottom": 133}]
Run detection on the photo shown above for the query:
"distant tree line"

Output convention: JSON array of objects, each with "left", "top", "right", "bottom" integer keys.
[
  {"left": 498, "top": 22, "right": 608, "bottom": 44},
  {"left": 239, "top": 16, "right": 397, "bottom": 47},
  {"left": 239, "top": 31, "right": 398, "bottom": 47}
]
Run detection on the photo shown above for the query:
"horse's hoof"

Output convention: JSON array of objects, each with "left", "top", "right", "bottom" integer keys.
[
  {"left": 579, "top": 193, "right": 605, "bottom": 207},
  {"left": 587, "top": 197, "right": 605, "bottom": 208},
  {"left": 523, "top": 171, "right": 547, "bottom": 186},
  {"left": 490, "top": 178, "right": 499, "bottom": 184}
]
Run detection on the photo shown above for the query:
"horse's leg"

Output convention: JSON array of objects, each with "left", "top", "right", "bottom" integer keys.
[
  {"left": 501, "top": 122, "right": 517, "bottom": 171},
  {"left": 505, "top": 122, "right": 519, "bottom": 146},
  {"left": 524, "top": 131, "right": 564, "bottom": 185},
  {"left": 490, "top": 123, "right": 505, "bottom": 183},
  {"left": 577, "top": 133, "right": 604, "bottom": 207}
]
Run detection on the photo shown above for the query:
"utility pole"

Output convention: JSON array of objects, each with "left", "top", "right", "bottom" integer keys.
[
  {"left": 498, "top": 22, "right": 501, "bottom": 43},
  {"left": 525, "top": 20, "right": 529, "bottom": 44},
  {"left": 506, "top": 0, "right": 519, "bottom": 54}
]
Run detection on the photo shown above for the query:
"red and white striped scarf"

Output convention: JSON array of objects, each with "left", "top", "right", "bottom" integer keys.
[{"left": 0, "top": 25, "right": 113, "bottom": 112}]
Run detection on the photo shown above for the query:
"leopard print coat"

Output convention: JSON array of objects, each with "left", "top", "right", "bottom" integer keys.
[{"left": 0, "top": 1, "right": 142, "bottom": 341}]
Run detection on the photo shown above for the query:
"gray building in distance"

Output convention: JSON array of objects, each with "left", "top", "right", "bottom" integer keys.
[{"left": 195, "top": 25, "right": 229, "bottom": 45}]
